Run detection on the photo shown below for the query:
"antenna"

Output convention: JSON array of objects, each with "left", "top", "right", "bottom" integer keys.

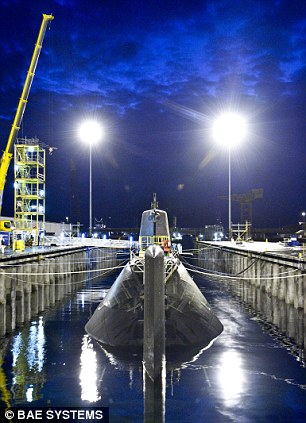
[{"left": 151, "top": 193, "right": 158, "bottom": 209}]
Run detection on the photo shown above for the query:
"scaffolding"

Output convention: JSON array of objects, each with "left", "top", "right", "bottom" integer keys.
[
  {"left": 231, "top": 222, "right": 252, "bottom": 241},
  {"left": 14, "top": 137, "right": 46, "bottom": 244}
]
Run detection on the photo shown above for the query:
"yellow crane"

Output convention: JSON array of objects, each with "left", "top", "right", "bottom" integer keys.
[{"left": 0, "top": 14, "right": 54, "bottom": 221}]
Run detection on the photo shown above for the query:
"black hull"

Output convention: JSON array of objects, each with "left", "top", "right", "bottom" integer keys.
[{"left": 85, "top": 259, "right": 223, "bottom": 349}]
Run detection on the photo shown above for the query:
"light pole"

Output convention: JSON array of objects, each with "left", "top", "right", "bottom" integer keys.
[
  {"left": 79, "top": 120, "right": 103, "bottom": 237},
  {"left": 212, "top": 112, "right": 247, "bottom": 240}
]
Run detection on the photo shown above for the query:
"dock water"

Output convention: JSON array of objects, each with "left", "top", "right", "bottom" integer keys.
[
  {"left": 196, "top": 241, "right": 306, "bottom": 353},
  {"left": 0, "top": 240, "right": 305, "bottom": 421},
  {"left": 0, "top": 246, "right": 119, "bottom": 336}
]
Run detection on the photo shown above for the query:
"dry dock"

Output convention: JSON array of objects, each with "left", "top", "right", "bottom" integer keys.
[
  {"left": 0, "top": 244, "right": 122, "bottom": 336},
  {"left": 196, "top": 240, "right": 306, "bottom": 311}
]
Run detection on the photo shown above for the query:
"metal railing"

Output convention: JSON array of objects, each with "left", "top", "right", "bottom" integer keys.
[
  {"left": 139, "top": 235, "right": 170, "bottom": 251},
  {"left": 42, "top": 236, "right": 131, "bottom": 249}
]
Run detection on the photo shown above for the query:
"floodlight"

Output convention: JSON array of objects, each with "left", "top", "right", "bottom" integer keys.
[
  {"left": 78, "top": 120, "right": 103, "bottom": 145},
  {"left": 213, "top": 112, "right": 247, "bottom": 147}
]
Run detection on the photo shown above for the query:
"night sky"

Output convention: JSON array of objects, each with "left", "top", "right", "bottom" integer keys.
[{"left": 0, "top": 0, "right": 305, "bottom": 230}]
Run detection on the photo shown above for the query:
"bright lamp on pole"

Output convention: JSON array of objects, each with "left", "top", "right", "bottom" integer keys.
[
  {"left": 212, "top": 112, "right": 247, "bottom": 239},
  {"left": 212, "top": 112, "right": 247, "bottom": 148},
  {"left": 79, "top": 120, "right": 103, "bottom": 145},
  {"left": 78, "top": 119, "right": 103, "bottom": 237}
]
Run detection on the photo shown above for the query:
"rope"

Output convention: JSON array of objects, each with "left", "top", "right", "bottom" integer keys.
[
  {"left": 185, "top": 264, "right": 303, "bottom": 281},
  {"left": 181, "top": 255, "right": 300, "bottom": 278},
  {"left": 184, "top": 243, "right": 306, "bottom": 259},
  {"left": 0, "top": 261, "right": 127, "bottom": 277},
  {"left": 2, "top": 262, "right": 127, "bottom": 287},
  {"left": 0, "top": 252, "right": 119, "bottom": 268}
]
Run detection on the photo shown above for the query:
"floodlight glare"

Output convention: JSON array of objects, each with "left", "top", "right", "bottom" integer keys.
[
  {"left": 79, "top": 120, "right": 103, "bottom": 145},
  {"left": 213, "top": 112, "right": 247, "bottom": 147},
  {"left": 212, "top": 111, "right": 247, "bottom": 240},
  {"left": 78, "top": 118, "right": 103, "bottom": 238}
]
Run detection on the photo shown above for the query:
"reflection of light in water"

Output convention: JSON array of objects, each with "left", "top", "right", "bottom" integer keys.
[
  {"left": 10, "top": 318, "right": 46, "bottom": 402},
  {"left": 129, "top": 368, "right": 133, "bottom": 389},
  {"left": 27, "top": 326, "right": 36, "bottom": 367},
  {"left": 11, "top": 333, "right": 22, "bottom": 366},
  {"left": 218, "top": 351, "right": 245, "bottom": 406},
  {"left": 100, "top": 346, "right": 120, "bottom": 368},
  {"left": 80, "top": 335, "right": 100, "bottom": 402},
  {"left": 143, "top": 357, "right": 166, "bottom": 422},
  {"left": 37, "top": 317, "right": 45, "bottom": 372},
  {"left": 77, "top": 289, "right": 108, "bottom": 306},
  {"left": 177, "top": 342, "right": 214, "bottom": 370},
  {"left": 26, "top": 385, "right": 34, "bottom": 402},
  {"left": 27, "top": 317, "right": 45, "bottom": 372}
]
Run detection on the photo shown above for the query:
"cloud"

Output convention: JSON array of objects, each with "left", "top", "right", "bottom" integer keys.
[{"left": 0, "top": 0, "right": 305, "bottom": 226}]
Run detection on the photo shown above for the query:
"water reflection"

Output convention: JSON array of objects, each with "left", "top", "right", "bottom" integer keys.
[
  {"left": 0, "top": 352, "right": 11, "bottom": 408},
  {"left": 26, "top": 385, "right": 34, "bottom": 402},
  {"left": 218, "top": 350, "right": 245, "bottom": 407},
  {"left": 27, "top": 317, "right": 45, "bottom": 372},
  {"left": 11, "top": 333, "right": 22, "bottom": 367},
  {"left": 0, "top": 267, "right": 304, "bottom": 421},
  {"left": 80, "top": 334, "right": 100, "bottom": 402},
  {"left": 229, "top": 281, "right": 305, "bottom": 363},
  {"left": 10, "top": 316, "right": 46, "bottom": 404},
  {"left": 143, "top": 360, "right": 166, "bottom": 423},
  {"left": 93, "top": 341, "right": 210, "bottom": 422}
]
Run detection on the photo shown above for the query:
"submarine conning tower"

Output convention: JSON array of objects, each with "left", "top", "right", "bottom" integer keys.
[{"left": 139, "top": 194, "right": 171, "bottom": 257}]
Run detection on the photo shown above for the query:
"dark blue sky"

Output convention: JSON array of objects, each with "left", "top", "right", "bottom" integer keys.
[{"left": 0, "top": 0, "right": 305, "bottom": 229}]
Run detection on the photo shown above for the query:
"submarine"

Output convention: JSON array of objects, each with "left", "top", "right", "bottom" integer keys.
[{"left": 85, "top": 195, "right": 223, "bottom": 349}]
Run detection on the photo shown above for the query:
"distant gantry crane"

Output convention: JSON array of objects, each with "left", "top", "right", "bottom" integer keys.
[
  {"left": 218, "top": 188, "right": 264, "bottom": 239},
  {"left": 218, "top": 189, "right": 264, "bottom": 225}
]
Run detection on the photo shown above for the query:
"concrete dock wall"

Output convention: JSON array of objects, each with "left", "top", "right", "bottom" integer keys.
[
  {"left": 196, "top": 242, "right": 305, "bottom": 312},
  {"left": 0, "top": 246, "right": 119, "bottom": 336},
  {"left": 196, "top": 241, "right": 306, "bottom": 353}
]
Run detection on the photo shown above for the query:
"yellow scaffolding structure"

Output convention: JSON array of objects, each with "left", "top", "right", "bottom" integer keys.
[
  {"left": 0, "top": 14, "right": 53, "bottom": 215},
  {"left": 231, "top": 221, "right": 251, "bottom": 241},
  {"left": 14, "top": 138, "right": 45, "bottom": 245}
]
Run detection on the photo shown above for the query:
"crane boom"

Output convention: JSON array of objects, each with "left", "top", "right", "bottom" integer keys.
[{"left": 0, "top": 13, "right": 54, "bottom": 214}]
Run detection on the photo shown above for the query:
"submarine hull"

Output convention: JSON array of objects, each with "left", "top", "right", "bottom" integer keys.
[{"left": 85, "top": 259, "right": 223, "bottom": 349}]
